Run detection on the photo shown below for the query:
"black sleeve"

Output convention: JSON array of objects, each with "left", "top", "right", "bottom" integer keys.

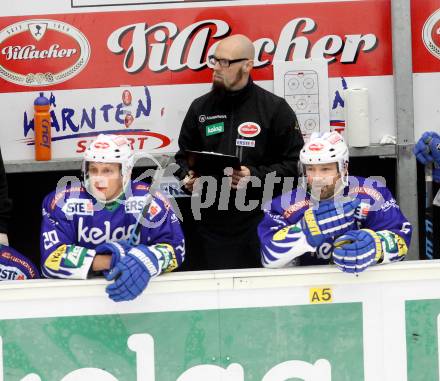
[
  {"left": 248, "top": 99, "right": 304, "bottom": 180},
  {"left": 0, "top": 149, "right": 12, "bottom": 233},
  {"left": 174, "top": 103, "right": 203, "bottom": 181}
]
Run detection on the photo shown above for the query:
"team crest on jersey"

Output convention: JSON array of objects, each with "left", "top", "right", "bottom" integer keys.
[
  {"left": 148, "top": 200, "right": 162, "bottom": 219},
  {"left": 125, "top": 196, "right": 147, "bottom": 214},
  {"left": 62, "top": 199, "right": 94, "bottom": 216}
]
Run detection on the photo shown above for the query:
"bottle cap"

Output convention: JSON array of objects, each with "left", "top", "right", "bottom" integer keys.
[{"left": 34, "top": 92, "right": 50, "bottom": 106}]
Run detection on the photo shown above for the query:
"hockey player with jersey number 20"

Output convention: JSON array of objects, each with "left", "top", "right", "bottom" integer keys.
[
  {"left": 40, "top": 134, "right": 185, "bottom": 301},
  {"left": 258, "top": 131, "right": 412, "bottom": 273}
]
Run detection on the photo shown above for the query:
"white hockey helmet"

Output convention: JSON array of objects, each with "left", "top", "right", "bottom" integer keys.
[
  {"left": 299, "top": 131, "right": 349, "bottom": 184},
  {"left": 82, "top": 134, "right": 134, "bottom": 197}
]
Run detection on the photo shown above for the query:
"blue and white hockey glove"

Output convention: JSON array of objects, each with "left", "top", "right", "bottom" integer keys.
[
  {"left": 95, "top": 241, "right": 132, "bottom": 270},
  {"left": 428, "top": 134, "right": 440, "bottom": 165},
  {"left": 332, "top": 229, "right": 383, "bottom": 274},
  {"left": 105, "top": 246, "right": 160, "bottom": 302},
  {"left": 413, "top": 131, "right": 440, "bottom": 165},
  {"left": 301, "top": 199, "right": 360, "bottom": 247}
]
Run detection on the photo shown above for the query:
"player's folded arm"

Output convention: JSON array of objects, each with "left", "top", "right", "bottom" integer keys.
[
  {"left": 40, "top": 195, "right": 98, "bottom": 280},
  {"left": 258, "top": 209, "right": 314, "bottom": 268}
]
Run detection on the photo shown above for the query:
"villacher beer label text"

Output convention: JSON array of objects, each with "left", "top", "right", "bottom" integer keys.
[{"left": 0, "top": 19, "right": 90, "bottom": 86}]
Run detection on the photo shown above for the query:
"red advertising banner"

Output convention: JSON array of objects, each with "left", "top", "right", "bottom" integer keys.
[
  {"left": 411, "top": 0, "right": 440, "bottom": 73},
  {"left": 0, "top": 0, "right": 392, "bottom": 93}
]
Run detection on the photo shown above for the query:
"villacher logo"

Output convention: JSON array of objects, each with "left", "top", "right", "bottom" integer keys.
[
  {"left": 423, "top": 8, "right": 440, "bottom": 60},
  {"left": 0, "top": 19, "right": 90, "bottom": 86}
]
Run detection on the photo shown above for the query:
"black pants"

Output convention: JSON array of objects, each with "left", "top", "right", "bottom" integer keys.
[
  {"left": 193, "top": 214, "right": 262, "bottom": 270},
  {"left": 175, "top": 197, "right": 263, "bottom": 271}
]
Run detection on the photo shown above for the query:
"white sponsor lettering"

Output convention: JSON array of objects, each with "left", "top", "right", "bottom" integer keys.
[
  {"left": 317, "top": 242, "right": 332, "bottom": 260},
  {"left": 1, "top": 44, "right": 77, "bottom": 60},
  {"left": 107, "top": 20, "right": 230, "bottom": 73},
  {"left": 77, "top": 218, "right": 135, "bottom": 245},
  {"left": 130, "top": 248, "right": 158, "bottom": 276},
  {"left": 125, "top": 196, "right": 147, "bottom": 214},
  {"left": 199, "top": 114, "right": 227, "bottom": 123},
  {"left": 62, "top": 199, "right": 94, "bottom": 216},
  {"left": 107, "top": 17, "right": 377, "bottom": 73},
  {"left": 381, "top": 198, "right": 398, "bottom": 212},
  {"left": 236, "top": 139, "right": 256, "bottom": 147},
  {"left": 0, "top": 265, "right": 25, "bottom": 280},
  {"left": 0, "top": 333, "right": 331, "bottom": 380}
]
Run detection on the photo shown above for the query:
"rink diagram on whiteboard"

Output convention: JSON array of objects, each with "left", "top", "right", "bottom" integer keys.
[
  {"left": 284, "top": 70, "right": 320, "bottom": 135},
  {"left": 273, "top": 60, "right": 330, "bottom": 139}
]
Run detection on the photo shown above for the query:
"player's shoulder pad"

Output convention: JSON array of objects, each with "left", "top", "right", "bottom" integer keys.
[
  {"left": 152, "top": 190, "right": 172, "bottom": 210},
  {"left": 0, "top": 245, "right": 39, "bottom": 280},
  {"left": 131, "top": 181, "right": 151, "bottom": 196},
  {"left": 347, "top": 176, "right": 391, "bottom": 203},
  {"left": 145, "top": 192, "right": 173, "bottom": 222},
  {"left": 279, "top": 188, "right": 311, "bottom": 220},
  {"left": 44, "top": 183, "right": 89, "bottom": 212}
]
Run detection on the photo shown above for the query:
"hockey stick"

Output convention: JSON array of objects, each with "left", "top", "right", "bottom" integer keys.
[
  {"left": 424, "top": 163, "right": 434, "bottom": 259},
  {"left": 127, "top": 153, "right": 173, "bottom": 246}
]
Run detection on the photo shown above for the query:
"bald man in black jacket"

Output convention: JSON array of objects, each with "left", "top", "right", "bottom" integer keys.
[{"left": 175, "top": 34, "right": 303, "bottom": 270}]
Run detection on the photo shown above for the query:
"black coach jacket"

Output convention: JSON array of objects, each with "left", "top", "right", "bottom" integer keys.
[{"left": 175, "top": 78, "right": 304, "bottom": 226}]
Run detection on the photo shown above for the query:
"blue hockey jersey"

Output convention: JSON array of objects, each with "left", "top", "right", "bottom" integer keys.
[
  {"left": 41, "top": 181, "right": 185, "bottom": 279},
  {"left": 258, "top": 176, "right": 412, "bottom": 268}
]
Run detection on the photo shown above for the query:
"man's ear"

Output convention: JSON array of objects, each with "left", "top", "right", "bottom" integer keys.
[{"left": 244, "top": 59, "right": 254, "bottom": 73}]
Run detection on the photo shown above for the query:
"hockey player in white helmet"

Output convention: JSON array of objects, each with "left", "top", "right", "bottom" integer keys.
[
  {"left": 82, "top": 133, "right": 135, "bottom": 202},
  {"left": 40, "top": 134, "right": 185, "bottom": 301},
  {"left": 258, "top": 131, "right": 412, "bottom": 273}
]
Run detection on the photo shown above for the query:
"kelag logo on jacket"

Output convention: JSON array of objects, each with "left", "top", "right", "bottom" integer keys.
[
  {"left": 0, "top": 19, "right": 90, "bottom": 86},
  {"left": 206, "top": 122, "right": 224, "bottom": 136}
]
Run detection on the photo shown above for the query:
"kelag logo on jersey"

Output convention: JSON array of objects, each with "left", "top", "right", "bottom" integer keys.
[
  {"left": 0, "top": 19, "right": 90, "bottom": 86},
  {"left": 62, "top": 199, "right": 94, "bottom": 216},
  {"left": 423, "top": 9, "right": 440, "bottom": 60},
  {"left": 78, "top": 218, "right": 136, "bottom": 245}
]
